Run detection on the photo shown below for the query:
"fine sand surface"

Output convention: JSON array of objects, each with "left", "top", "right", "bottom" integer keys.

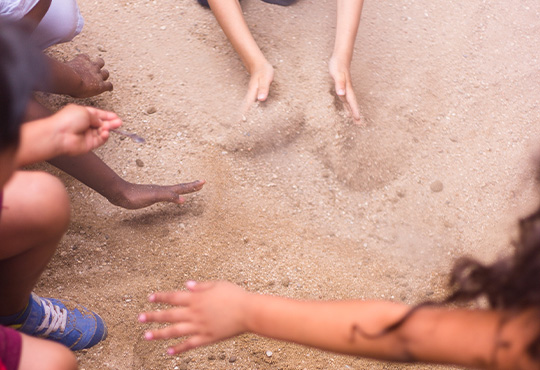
[{"left": 37, "top": 0, "right": 540, "bottom": 369}]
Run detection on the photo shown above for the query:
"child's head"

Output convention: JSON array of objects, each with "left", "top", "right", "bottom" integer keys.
[{"left": 0, "top": 21, "right": 47, "bottom": 186}]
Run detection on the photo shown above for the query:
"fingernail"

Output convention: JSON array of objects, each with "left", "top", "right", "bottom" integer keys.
[
  {"left": 257, "top": 94, "right": 266, "bottom": 101},
  {"left": 167, "top": 348, "right": 175, "bottom": 355},
  {"left": 186, "top": 280, "right": 196, "bottom": 289},
  {"left": 144, "top": 332, "right": 153, "bottom": 340},
  {"left": 138, "top": 314, "right": 146, "bottom": 322},
  {"left": 148, "top": 294, "right": 156, "bottom": 302},
  {"left": 337, "top": 89, "right": 345, "bottom": 96}
]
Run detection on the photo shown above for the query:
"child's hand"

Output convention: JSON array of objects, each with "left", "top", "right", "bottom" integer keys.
[
  {"left": 242, "top": 62, "right": 275, "bottom": 113},
  {"left": 139, "top": 281, "right": 250, "bottom": 355},
  {"left": 329, "top": 55, "right": 363, "bottom": 125},
  {"left": 55, "top": 104, "right": 122, "bottom": 156},
  {"left": 65, "top": 54, "right": 113, "bottom": 98}
]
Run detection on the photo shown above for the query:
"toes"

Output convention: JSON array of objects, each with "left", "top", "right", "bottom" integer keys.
[{"left": 101, "top": 68, "right": 110, "bottom": 80}]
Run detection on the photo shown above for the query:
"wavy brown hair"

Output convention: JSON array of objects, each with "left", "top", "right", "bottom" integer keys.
[{"left": 372, "top": 201, "right": 540, "bottom": 361}]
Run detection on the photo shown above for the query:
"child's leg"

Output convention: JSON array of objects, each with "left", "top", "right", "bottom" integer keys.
[
  {"left": 30, "top": 0, "right": 84, "bottom": 50},
  {"left": 22, "top": 0, "right": 52, "bottom": 31},
  {"left": 0, "top": 171, "right": 107, "bottom": 351},
  {"left": 18, "top": 332, "right": 77, "bottom": 370},
  {"left": 0, "top": 171, "right": 69, "bottom": 316}
]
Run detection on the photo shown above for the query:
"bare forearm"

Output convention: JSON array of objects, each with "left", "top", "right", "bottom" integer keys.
[
  {"left": 244, "top": 295, "right": 411, "bottom": 358},
  {"left": 16, "top": 118, "right": 63, "bottom": 166},
  {"left": 243, "top": 294, "right": 500, "bottom": 368},
  {"left": 333, "top": 0, "right": 364, "bottom": 65},
  {"left": 207, "top": 0, "right": 268, "bottom": 72},
  {"left": 42, "top": 55, "right": 83, "bottom": 96}
]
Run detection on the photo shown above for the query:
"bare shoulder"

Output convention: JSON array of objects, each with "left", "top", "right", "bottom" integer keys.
[{"left": 495, "top": 308, "right": 540, "bottom": 370}]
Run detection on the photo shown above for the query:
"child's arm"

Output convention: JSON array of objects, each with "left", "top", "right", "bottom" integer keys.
[
  {"left": 330, "top": 0, "right": 364, "bottom": 124},
  {"left": 140, "top": 281, "right": 534, "bottom": 369},
  {"left": 206, "top": 0, "right": 274, "bottom": 112},
  {"left": 16, "top": 104, "right": 121, "bottom": 166}
]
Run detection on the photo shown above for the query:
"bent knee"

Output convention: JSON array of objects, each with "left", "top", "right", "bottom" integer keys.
[
  {"left": 31, "top": 0, "right": 84, "bottom": 49},
  {"left": 19, "top": 334, "right": 78, "bottom": 370},
  {"left": 3, "top": 171, "right": 70, "bottom": 236}
]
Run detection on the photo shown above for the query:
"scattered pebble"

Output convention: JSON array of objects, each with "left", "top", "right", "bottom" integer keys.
[
  {"left": 207, "top": 355, "right": 215, "bottom": 361},
  {"left": 430, "top": 180, "right": 444, "bottom": 192},
  {"left": 229, "top": 356, "right": 237, "bottom": 363},
  {"left": 281, "top": 278, "right": 290, "bottom": 287},
  {"left": 266, "top": 351, "right": 273, "bottom": 357},
  {"left": 219, "top": 354, "right": 226, "bottom": 360},
  {"left": 97, "top": 45, "right": 106, "bottom": 52},
  {"left": 146, "top": 106, "right": 157, "bottom": 114},
  {"left": 136, "top": 159, "right": 144, "bottom": 167}
]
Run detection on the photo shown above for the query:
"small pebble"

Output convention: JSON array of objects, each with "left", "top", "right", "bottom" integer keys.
[
  {"left": 229, "top": 356, "right": 237, "bottom": 363},
  {"left": 207, "top": 355, "right": 215, "bottom": 361},
  {"left": 430, "top": 180, "right": 444, "bottom": 192},
  {"left": 97, "top": 45, "right": 107, "bottom": 52},
  {"left": 136, "top": 159, "right": 144, "bottom": 167},
  {"left": 146, "top": 106, "right": 157, "bottom": 114},
  {"left": 219, "top": 354, "right": 226, "bottom": 360},
  {"left": 281, "top": 278, "right": 290, "bottom": 287},
  {"left": 266, "top": 351, "right": 273, "bottom": 357}
]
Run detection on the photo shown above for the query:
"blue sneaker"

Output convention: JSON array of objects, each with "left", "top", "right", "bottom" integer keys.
[{"left": 17, "top": 293, "right": 107, "bottom": 350}]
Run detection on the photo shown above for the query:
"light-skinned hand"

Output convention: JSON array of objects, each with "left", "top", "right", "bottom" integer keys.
[
  {"left": 329, "top": 55, "right": 362, "bottom": 125},
  {"left": 139, "top": 281, "right": 250, "bottom": 355},
  {"left": 55, "top": 104, "right": 122, "bottom": 156},
  {"left": 242, "top": 62, "right": 275, "bottom": 114}
]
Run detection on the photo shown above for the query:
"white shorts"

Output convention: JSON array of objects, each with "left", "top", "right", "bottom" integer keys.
[{"left": 0, "top": 0, "right": 84, "bottom": 49}]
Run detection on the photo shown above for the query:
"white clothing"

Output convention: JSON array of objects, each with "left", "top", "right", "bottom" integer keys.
[
  {"left": 0, "top": 0, "right": 83, "bottom": 50},
  {"left": 0, "top": 0, "right": 39, "bottom": 21}
]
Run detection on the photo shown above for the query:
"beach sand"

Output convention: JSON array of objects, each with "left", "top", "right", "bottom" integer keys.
[{"left": 37, "top": 0, "right": 540, "bottom": 368}]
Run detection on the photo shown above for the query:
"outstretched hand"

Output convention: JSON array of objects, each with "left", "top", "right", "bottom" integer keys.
[
  {"left": 242, "top": 62, "right": 275, "bottom": 114},
  {"left": 56, "top": 105, "right": 122, "bottom": 156},
  {"left": 65, "top": 54, "right": 113, "bottom": 98},
  {"left": 329, "top": 55, "right": 362, "bottom": 125},
  {"left": 139, "top": 281, "right": 250, "bottom": 355}
]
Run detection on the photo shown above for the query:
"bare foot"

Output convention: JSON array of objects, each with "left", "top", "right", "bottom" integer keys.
[
  {"left": 65, "top": 54, "right": 113, "bottom": 98},
  {"left": 108, "top": 180, "right": 206, "bottom": 210}
]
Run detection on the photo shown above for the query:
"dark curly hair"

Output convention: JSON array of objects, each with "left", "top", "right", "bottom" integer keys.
[
  {"left": 371, "top": 201, "right": 540, "bottom": 363},
  {"left": 0, "top": 21, "right": 47, "bottom": 150},
  {"left": 444, "top": 208, "right": 540, "bottom": 359}
]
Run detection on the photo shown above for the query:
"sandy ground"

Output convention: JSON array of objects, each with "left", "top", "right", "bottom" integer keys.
[{"left": 34, "top": 0, "right": 540, "bottom": 369}]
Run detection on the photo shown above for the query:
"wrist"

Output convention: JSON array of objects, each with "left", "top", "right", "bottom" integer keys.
[
  {"left": 330, "top": 51, "right": 352, "bottom": 68},
  {"left": 48, "top": 115, "right": 69, "bottom": 158},
  {"left": 49, "top": 58, "right": 84, "bottom": 97},
  {"left": 242, "top": 292, "right": 260, "bottom": 333}
]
